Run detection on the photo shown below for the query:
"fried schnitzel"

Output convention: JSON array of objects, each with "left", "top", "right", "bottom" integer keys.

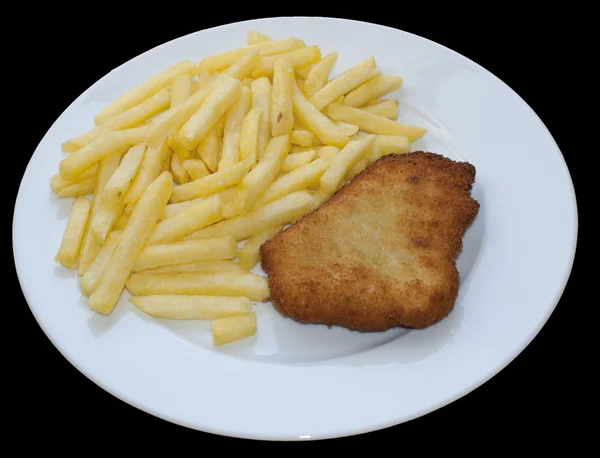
[{"left": 260, "top": 151, "right": 480, "bottom": 331}]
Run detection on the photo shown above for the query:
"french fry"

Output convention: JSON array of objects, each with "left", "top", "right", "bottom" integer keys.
[
  {"left": 145, "top": 51, "right": 259, "bottom": 148},
  {"left": 324, "top": 103, "right": 426, "bottom": 141},
  {"left": 211, "top": 313, "right": 257, "bottom": 346},
  {"left": 295, "top": 64, "right": 313, "bottom": 79},
  {"left": 55, "top": 197, "right": 92, "bottom": 269},
  {"left": 290, "top": 129, "right": 313, "bottom": 146},
  {"left": 234, "top": 135, "right": 290, "bottom": 215},
  {"left": 90, "top": 195, "right": 124, "bottom": 243},
  {"left": 147, "top": 194, "right": 222, "bottom": 245},
  {"left": 218, "top": 86, "right": 251, "bottom": 171},
  {"left": 59, "top": 127, "right": 146, "bottom": 180},
  {"left": 123, "top": 139, "right": 169, "bottom": 213},
  {"left": 334, "top": 121, "right": 359, "bottom": 136},
  {"left": 131, "top": 295, "right": 251, "bottom": 320},
  {"left": 309, "top": 60, "right": 380, "bottom": 111},
  {"left": 170, "top": 73, "right": 193, "bottom": 106},
  {"left": 318, "top": 146, "right": 340, "bottom": 162},
  {"left": 79, "top": 231, "right": 121, "bottom": 296},
  {"left": 239, "top": 107, "right": 263, "bottom": 164},
  {"left": 222, "top": 202, "right": 237, "bottom": 219},
  {"left": 320, "top": 135, "right": 375, "bottom": 193},
  {"left": 241, "top": 77, "right": 254, "bottom": 88},
  {"left": 170, "top": 152, "right": 190, "bottom": 184},
  {"left": 186, "top": 190, "right": 315, "bottom": 241},
  {"left": 196, "top": 119, "right": 224, "bottom": 172},
  {"left": 361, "top": 99, "right": 398, "bottom": 120},
  {"left": 196, "top": 72, "right": 211, "bottom": 90},
  {"left": 141, "top": 260, "right": 244, "bottom": 275},
  {"left": 133, "top": 236, "right": 237, "bottom": 272},
  {"left": 237, "top": 226, "right": 282, "bottom": 270},
  {"left": 56, "top": 178, "right": 96, "bottom": 197},
  {"left": 94, "top": 60, "right": 195, "bottom": 125},
  {"left": 88, "top": 172, "right": 173, "bottom": 314},
  {"left": 182, "top": 159, "right": 210, "bottom": 180},
  {"left": 50, "top": 165, "right": 98, "bottom": 194},
  {"left": 255, "top": 157, "right": 329, "bottom": 207},
  {"left": 346, "top": 159, "right": 368, "bottom": 182},
  {"left": 281, "top": 149, "right": 317, "bottom": 173},
  {"left": 252, "top": 46, "right": 321, "bottom": 78},
  {"left": 103, "top": 143, "right": 146, "bottom": 202},
  {"left": 62, "top": 88, "right": 170, "bottom": 153},
  {"left": 302, "top": 52, "right": 338, "bottom": 97},
  {"left": 179, "top": 77, "right": 241, "bottom": 150},
  {"left": 77, "top": 152, "right": 121, "bottom": 274},
  {"left": 246, "top": 31, "right": 272, "bottom": 45},
  {"left": 250, "top": 77, "right": 272, "bottom": 158},
  {"left": 271, "top": 58, "right": 295, "bottom": 136},
  {"left": 170, "top": 159, "right": 252, "bottom": 203},
  {"left": 126, "top": 272, "right": 269, "bottom": 302},
  {"left": 198, "top": 38, "right": 305, "bottom": 74},
  {"left": 344, "top": 75, "right": 404, "bottom": 108},
  {"left": 366, "top": 135, "right": 411, "bottom": 163},
  {"left": 113, "top": 212, "right": 130, "bottom": 230},
  {"left": 161, "top": 188, "right": 235, "bottom": 220},
  {"left": 292, "top": 82, "right": 349, "bottom": 148}
]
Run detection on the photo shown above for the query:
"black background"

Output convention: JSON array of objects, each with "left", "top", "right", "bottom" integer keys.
[{"left": 11, "top": 5, "right": 586, "bottom": 449}]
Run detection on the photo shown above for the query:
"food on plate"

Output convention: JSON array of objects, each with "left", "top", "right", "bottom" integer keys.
[
  {"left": 260, "top": 152, "right": 480, "bottom": 331},
  {"left": 211, "top": 313, "right": 257, "bottom": 346},
  {"left": 52, "top": 31, "right": 430, "bottom": 345}
]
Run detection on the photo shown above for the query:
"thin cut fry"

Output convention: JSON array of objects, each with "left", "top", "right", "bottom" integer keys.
[
  {"left": 303, "top": 52, "right": 339, "bottom": 97},
  {"left": 250, "top": 77, "right": 272, "bottom": 158},
  {"left": 361, "top": 99, "right": 399, "bottom": 120},
  {"left": 246, "top": 31, "right": 272, "bottom": 45},
  {"left": 131, "top": 295, "right": 251, "bottom": 320},
  {"left": 50, "top": 165, "right": 98, "bottom": 194},
  {"left": 239, "top": 107, "right": 263, "bottom": 164},
  {"left": 252, "top": 46, "right": 321, "bottom": 78},
  {"left": 218, "top": 86, "right": 251, "bottom": 171},
  {"left": 280, "top": 150, "right": 317, "bottom": 173},
  {"left": 212, "top": 313, "right": 257, "bottom": 346},
  {"left": 79, "top": 231, "right": 121, "bottom": 296},
  {"left": 55, "top": 197, "right": 92, "bottom": 269},
  {"left": 344, "top": 75, "right": 404, "bottom": 107},
  {"left": 271, "top": 58, "right": 295, "bottom": 136},
  {"left": 56, "top": 178, "right": 96, "bottom": 197},
  {"left": 196, "top": 119, "right": 224, "bottom": 172},
  {"left": 103, "top": 143, "right": 146, "bottom": 202},
  {"left": 182, "top": 159, "right": 210, "bottom": 180},
  {"left": 141, "top": 260, "right": 244, "bottom": 275},
  {"left": 237, "top": 226, "right": 282, "bottom": 270},
  {"left": 320, "top": 135, "right": 376, "bottom": 193}
]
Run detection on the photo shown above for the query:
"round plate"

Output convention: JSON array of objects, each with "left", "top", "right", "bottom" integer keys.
[{"left": 13, "top": 17, "right": 577, "bottom": 440}]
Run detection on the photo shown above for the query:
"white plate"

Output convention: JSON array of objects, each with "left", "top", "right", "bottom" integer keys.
[{"left": 13, "top": 17, "right": 577, "bottom": 440}]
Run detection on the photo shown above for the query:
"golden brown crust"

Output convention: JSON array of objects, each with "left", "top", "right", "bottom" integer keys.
[{"left": 260, "top": 151, "right": 480, "bottom": 331}]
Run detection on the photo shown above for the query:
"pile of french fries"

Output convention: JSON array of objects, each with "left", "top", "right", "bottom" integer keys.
[{"left": 52, "top": 30, "right": 426, "bottom": 346}]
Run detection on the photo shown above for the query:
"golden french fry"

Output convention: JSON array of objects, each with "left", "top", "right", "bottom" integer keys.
[
  {"left": 94, "top": 61, "right": 195, "bottom": 125},
  {"left": 131, "top": 295, "right": 251, "bottom": 320},
  {"left": 147, "top": 194, "right": 222, "bottom": 245},
  {"left": 246, "top": 31, "right": 272, "bottom": 45},
  {"left": 196, "top": 72, "right": 211, "bottom": 90},
  {"left": 55, "top": 196, "right": 92, "bottom": 269},
  {"left": 103, "top": 143, "right": 146, "bottom": 202},
  {"left": 344, "top": 75, "right": 404, "bottom": 107},
  {"left": 281, "top": 149, "right": 317, "bottom": 173},
  {"left": 361, "top": 99, "right": 398, "bottom": 120},
  {"left": 271, "top": 58, "right": 295, "bottom": 137},
  {"left": 302, "top": 52, "right": 339, "bottom": 97},
  {"left": 182, "top": 159, "right": 210, "bottom": 180},
  {"left": 237, "top": 226, "right": 282, "bottom": 270},
  {"left": 170, "top": 159, "right": 252, "bottom": 203},
  {"left": 334, "top": 121, "right": 359, "bottom": 136},
  {"left": 325, "top": 103, "right": 426, "bottom": 141},
  {"left": 320, "top": 135, "right": 376, "bottom": 193},
  {"left": 346, "top": 159, "right": 368, "bottom": 182},
  {"left": 56, "top": 178, "right": 96, "bottom": 197},
  {"left": 134, "top": 235, "right": 237, "bottom": 272},
  {"left": 290, "top": 129, "right": 313, "bottom": 146},
  {"left": 59, "top": 127, "right": 145, "bottom": 180},
  {"left": 141, "top": 260, "right": 244, "bottom": 275},
  {"left": 170, "top": 152, "right": 190, "bottom": 184},
  {"left": 367, "top": 135, "right": 411, "bottom": 163},
  {"left": 309, "top": 61, "right": 380, "bottom": 111},
  {"left": 79, "top": 231, "right": 121, "bottom": 296},
  {"left": 179, "top": 77, "right": 242, "bottom": 150},
  {"left": 161, "top": 188, "right": 234, "bottom": 220},
  {"left": 90, "top": 196, "right": 124, "bottom": 243},
  {"left": 186, "top": 190, "right": 315, "bottom": 241},
  {"left": 218, "top": 86, "right": 251, "bottom": 170},
  {"left": 88, "top": 172, "right": 173, "bottom": 314},
  {"left": 292, "top": 82, "right": 349, "bottom": 148},
  {"left": 113, "top": 212, "right": 130, "bottom": 230},
  {"left": 196, "top": 119, "right": 223, "bottom": 173},
  {"left": 123, "top": 139, "right": 169, "bottom": 213},
  {"left": 239, "top": 107, "right": 263, "bottom": 164},
  {"left": 170, "top": 73, "right": 193, "bottom": 106},
  {"left": 77, "top": 152, "right": 121, "bottom": 275},
  {"left": 145, "top": 52, "right": 258, "bottom": 148},
  {"left": 50, "top": 165, "right": 98, "bottom": 194},
  {"left": 255, "top": 157, "right": 329, "bottom": 207},
  {"left": 126, "top": 272, "right": 269, "bottom": 302},
  {"left": 318, "top": 146, "right": 340, "bottom": 162},
  {"left": 198, "top": 38, "right": 305, "bottom": 74},
  {"left": 212, "top": 313, "right": 257, "bottom": 346},
  {"left": 295, "top": 65, "right": 313, "bottom": 79},
  {"left": 250, "top": 77, "right": 272, "bottom": 158},
  {"left": 221, "top": 201, "right": 237, "bottom": 219},
  {"left": 252, "top": 46, "right": 321, "bottom": 78},
  {"left": 234, "top": 135, "right": 290, "bottom": 215},
  {"left": 62, "top": 88, "right": 170, "bottom": 153}
]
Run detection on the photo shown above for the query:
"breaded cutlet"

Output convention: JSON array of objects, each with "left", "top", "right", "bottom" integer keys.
[{"left": 260, "top": 151, "right": 480, "bottom": 331}]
